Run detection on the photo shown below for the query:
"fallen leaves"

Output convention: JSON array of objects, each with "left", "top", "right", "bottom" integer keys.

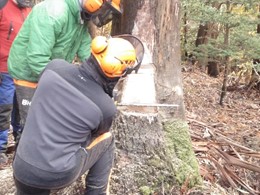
[{"left": 183, "top": 68, "right": 260, "bottom": 194}]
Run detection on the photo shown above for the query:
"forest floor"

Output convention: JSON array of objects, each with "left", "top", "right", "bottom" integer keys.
[
  {"left": 183, "top": 67, "right": 260, "bottom": 195},
  {"left": 1, "top": 66, "right": 259, "bottom": 195}
]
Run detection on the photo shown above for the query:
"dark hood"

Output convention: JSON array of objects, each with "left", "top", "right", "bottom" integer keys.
[{"left": 79, "top": 55, "right": 120, "bottom": 97}]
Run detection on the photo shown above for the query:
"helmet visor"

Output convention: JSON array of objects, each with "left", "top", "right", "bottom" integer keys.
[
  {"left": 115, "top": 35, "right": 145, "bottom": 75},
  {"left": 91, "top": 1, "right": 122, "bottom": 27}
]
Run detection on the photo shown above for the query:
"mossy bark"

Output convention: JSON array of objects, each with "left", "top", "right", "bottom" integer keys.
[
  {"left": 163, "top": 120, "right": 202, "bottom": 187},
  {"left": 110, "top": 110, "right": 201, "bottom": 195}
]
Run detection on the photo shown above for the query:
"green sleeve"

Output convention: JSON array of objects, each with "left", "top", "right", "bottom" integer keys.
[
  {"left": 77, "top": 31, "right": 92, "bottom": 62},
  {"left": 26, "top": 14, "right": 62, "bottom": 80}
]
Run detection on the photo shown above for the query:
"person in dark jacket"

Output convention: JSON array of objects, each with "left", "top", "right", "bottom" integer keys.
[
  {"left": 13, "top": 35, "right": 144, "bottom": 195},
  {"left": 0, "top": 0, "right": 31, "bottom": 166},
  {"left": 7, "top": 0, "right": 122, "bottom": 148}
]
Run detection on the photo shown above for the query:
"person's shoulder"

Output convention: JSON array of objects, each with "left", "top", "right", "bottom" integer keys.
[
  {"left": 45, "top": 59, "right": 71, "bottom": 71},
  {"left": 39, "top": 59, "right": 72, "bottom": 81},
  {"left": 32, "top": 0, "right": 69, "bottom": 21},
  {"left": 45, "top": 0, "right": 69, "bottom": 18}
]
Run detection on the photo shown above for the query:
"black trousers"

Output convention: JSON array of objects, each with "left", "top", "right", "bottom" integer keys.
[
  {"left": 14, "top": 133, "right": 114, "bottom": 195},
  {"left": 13, "top": 84, "right": 36, "bottom": 147},
  {"left": 15, "top": 179, "right": 50, "bottom": 195}
]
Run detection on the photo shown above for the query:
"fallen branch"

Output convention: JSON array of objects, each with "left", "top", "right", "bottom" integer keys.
[{"left": 213, "top": 146, "right": 260, "bottom": 173}]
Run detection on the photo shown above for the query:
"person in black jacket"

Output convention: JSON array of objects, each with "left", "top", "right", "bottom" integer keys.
[{"left": 12, "top": 35, "right": 144, "bottom": 195}]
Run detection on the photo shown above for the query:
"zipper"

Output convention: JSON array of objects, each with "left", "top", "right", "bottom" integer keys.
[{"left": 7, "top": 21, "right": 13, "bottom": 40}]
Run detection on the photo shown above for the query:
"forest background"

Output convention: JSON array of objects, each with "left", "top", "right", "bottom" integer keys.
[{"left": 182, "top": 0, "right": 260, "bottom": 93}]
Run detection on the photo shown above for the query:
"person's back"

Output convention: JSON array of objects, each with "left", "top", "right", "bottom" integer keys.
[
  {"left": 8, "top": 0, "right": 91, "bottom": 83},
  {"left": 14, "top": 59, "right": 116, "bottom": 188}
]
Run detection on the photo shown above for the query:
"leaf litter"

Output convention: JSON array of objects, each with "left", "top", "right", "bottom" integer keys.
[{"left": 183, "top": 68, "right": 260, "bottom": 194}]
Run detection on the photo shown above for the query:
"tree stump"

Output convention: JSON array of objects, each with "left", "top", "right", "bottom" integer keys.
[{"left": 110, "top": 109, "right": 201, "bottom": 195}]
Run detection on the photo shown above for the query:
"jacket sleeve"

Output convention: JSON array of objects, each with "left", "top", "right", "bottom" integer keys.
[
  {"left": 26, "top": 13, "right": 62, "bottom": 80},
  {"left": 77, "top": 31, "right": 92, "bottom": 62}
]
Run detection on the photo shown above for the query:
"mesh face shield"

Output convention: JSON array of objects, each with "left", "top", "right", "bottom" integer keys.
[
  {"left": 115, "top": 34, "right": 145, "bottom": 76},
  {"left": 91, "top": 1, "right": 122, "bottom": 27}
]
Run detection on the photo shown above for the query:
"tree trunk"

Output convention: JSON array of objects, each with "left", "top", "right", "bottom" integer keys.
[
  {"left": 194, "top": 2, "right": 221, "bottom": 71},
  {"left": 110, "top": 110, "right": 201, "bottom": 194},
  {"left": 87, "top": 22, "right": 97, "bottom": 38},
  {"left": 208, "top": 61, "right": 219, "bottom": 77},
  {"left": 250, "top": 5, "right": 260, "bottom": 90},
  {"left": 112, "top": 0, "right": 201, "bottom": 192},
  {"left": 220, "top": 1, "right": 231, "bottom": 105},
  {"left": 154, "top": 0, "right": 182, "bottom": 113}
]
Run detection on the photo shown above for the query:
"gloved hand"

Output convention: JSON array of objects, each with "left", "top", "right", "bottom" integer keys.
[{"left": 0, "top": 73, "right": 2, "bottom": 85}]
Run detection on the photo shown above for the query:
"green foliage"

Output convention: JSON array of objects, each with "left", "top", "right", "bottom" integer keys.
[{"left": 181, "top": 0, "right": 260, "bottom": 68}]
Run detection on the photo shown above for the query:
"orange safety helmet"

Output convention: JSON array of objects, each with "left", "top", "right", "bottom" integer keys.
[
  {"left": 82, "top": 0, "right": 122, "bottom": 14},
  {"left": 91, "top": 36, "right": 137, "bottom": 78}
]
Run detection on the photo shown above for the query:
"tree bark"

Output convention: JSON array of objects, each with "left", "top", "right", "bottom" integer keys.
[
  {"left": 250, "top": 4, "right": 260, "bottom": 90},
  {"left": 194, "top": 2, "right": 221, "bottom": 71},
  {"left": 153, "top": 0, "right": 186, "bottom": 119},
  {"left": 220, "top": 1, "right": 231, "bottom": 105},
  {"left": 110, "top": 110, "right": 201, "bottom": 194},
  {"left": 112, "top": 0, "right": 201, "bottom": 192},
  {"left": 208, "top": 61, "right": 219, "bottom": 77}
]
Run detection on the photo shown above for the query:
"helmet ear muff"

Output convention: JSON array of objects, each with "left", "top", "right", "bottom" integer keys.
[
  {"left": 91, "top": 36, "right": 137, "bottom": 78},
  {"left": 92, "top": 36, "right": 108, "bottom": 54},
  {"left": 83, "top": 0, "right": 103, "bottom": 13}
]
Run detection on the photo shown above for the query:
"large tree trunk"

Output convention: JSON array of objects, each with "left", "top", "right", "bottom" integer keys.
[
  {"left": 110, "top": 109, "right": 201, "bottom": 194},
  {"left": 153, "top": 0, "right": 185, "bottom": 119},
  {"left": 112, "top": 0, "right": 201, "bottom": 192}
]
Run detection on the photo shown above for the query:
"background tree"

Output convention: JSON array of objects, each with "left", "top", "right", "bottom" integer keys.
[
  {"left": 181, "top": 0, "right": 260, "bottom": 105},
  {"left": 250, "top": 4, "right": 260, "bottom": 90}
]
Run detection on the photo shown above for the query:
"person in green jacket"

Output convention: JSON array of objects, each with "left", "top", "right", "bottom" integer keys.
[{"left": 7, "top": 0, "right": 122, "bottom": 147}]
